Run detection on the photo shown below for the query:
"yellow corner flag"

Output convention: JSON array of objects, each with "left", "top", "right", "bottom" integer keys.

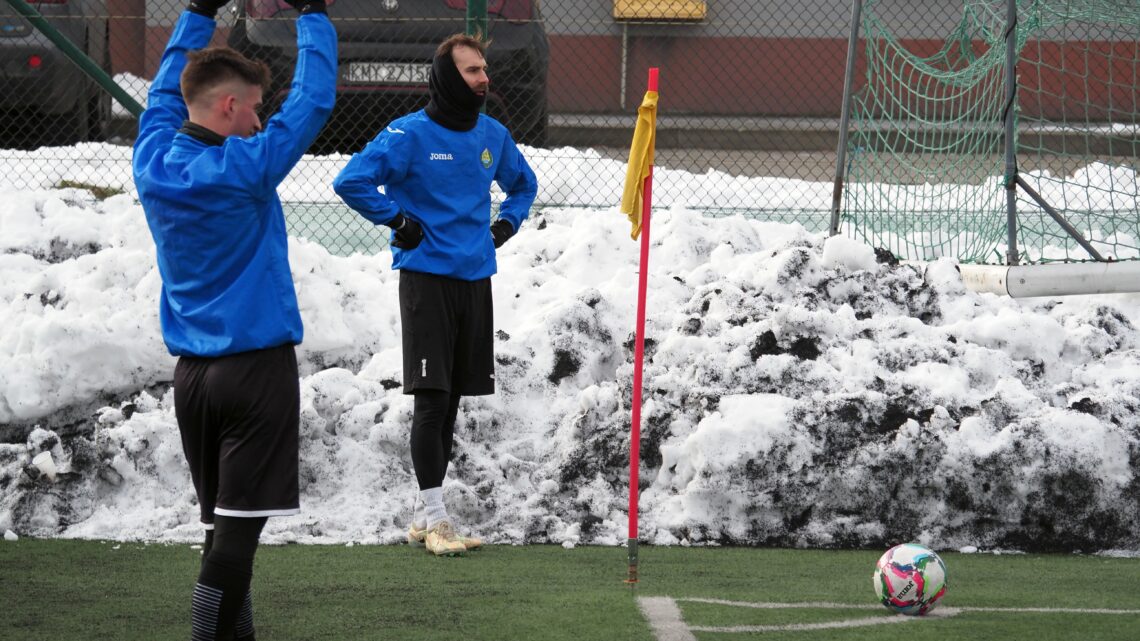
[{"left": 619, "top": 86, "right": 658, "bottom": 240}]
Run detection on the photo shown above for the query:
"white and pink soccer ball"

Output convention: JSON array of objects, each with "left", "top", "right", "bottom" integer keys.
[{"left": 872, "top": 543, "right": 948, "bottom": 615}]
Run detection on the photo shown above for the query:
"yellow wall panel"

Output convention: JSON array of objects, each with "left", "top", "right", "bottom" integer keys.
[{"left": 613, "top": 0, "right": 707, "bottom": 21}]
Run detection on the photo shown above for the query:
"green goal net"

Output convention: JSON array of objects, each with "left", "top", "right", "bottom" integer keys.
[{"left": 838, "top": 0, "right": 1139, "bottom": 264}]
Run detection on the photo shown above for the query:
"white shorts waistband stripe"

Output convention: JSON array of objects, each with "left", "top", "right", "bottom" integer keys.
[{"left": 213, "top": 507, "right": 301, "bottom": 518}]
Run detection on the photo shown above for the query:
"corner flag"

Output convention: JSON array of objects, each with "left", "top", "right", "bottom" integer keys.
[
  {"left": 622, "top": 68, "right": 658, "bottom": 586},
  {"left": 619, "top": 71, "right": 658, "bottom": 240}
]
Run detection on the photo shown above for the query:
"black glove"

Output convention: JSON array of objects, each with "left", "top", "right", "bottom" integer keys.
[
  {"left": 187, "top": 0, "right": 230, "bottom": 18},
  {"left": 387, "top": 212, "right": 423, "bottom": 250},
  {"left": 491, "top": 219, "right": 515, "bottom": 248},
  {"left": 284, "top": 0, "right": 327, "bottom": 14}
]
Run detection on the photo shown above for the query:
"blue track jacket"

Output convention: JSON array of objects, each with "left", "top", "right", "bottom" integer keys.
[
  {"left": 332, "top": 110, "right": 538, "bottom": 281},
  {"left": 133, "top": 12, "right": 336, "bottom": 357}
]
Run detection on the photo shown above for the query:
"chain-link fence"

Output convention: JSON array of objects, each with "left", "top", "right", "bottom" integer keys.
[{"left": 1, "top": 0, "right": 1133, "bottom": 258}]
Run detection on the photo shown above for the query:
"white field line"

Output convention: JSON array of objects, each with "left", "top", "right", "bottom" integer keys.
[
  {"left": 689, "top": 617, "right": 919, "bottom": 634},
  {"left": 680, "top": 598, "right": 882, "bottom": 610},
  {"left": 637, "top": 597, "right": 698, "bottom": 641},
  {"left": 639, "top": 597, "right": 1140, "bottom": 639},
  {"left": 678, "top": 597, "right": 1140, "bottom": 615},
  {"left": 952, "top": 606, "right": 1140, "bottom": 615}
]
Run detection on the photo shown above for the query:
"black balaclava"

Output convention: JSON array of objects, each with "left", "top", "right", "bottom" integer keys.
[{"left": 424, "top": 48, "right": 486, "bottom": 131}]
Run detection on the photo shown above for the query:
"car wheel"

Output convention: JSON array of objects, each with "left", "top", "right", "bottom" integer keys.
[
  {"left": 84, "top": 85, "right": 112, "bottom": 142},
  {"left": 4, "top": 109, "right": 43, "bottom": 150},
  {"left": 42, "top": 98, "right": 89, "bottom": 147},
  {"left": 518, "top": 103, "right": 548, "bottom": 148}
]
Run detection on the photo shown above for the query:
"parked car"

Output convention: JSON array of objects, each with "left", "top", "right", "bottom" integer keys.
[
  {"left": 228, "top": 0, "right": 550, "bottom": 152},
  {"left": 0, "top": 0, "right": 111, "bottom": 148}
]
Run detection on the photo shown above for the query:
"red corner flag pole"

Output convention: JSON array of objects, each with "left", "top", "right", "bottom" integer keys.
[{"left": 627, "top": 67, "right": 658, "bottom": 586}]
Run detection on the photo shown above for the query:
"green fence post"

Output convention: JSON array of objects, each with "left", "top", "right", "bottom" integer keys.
[
  {"left": 466, "top": 0, "right": 487, "bottom": 114},
  {"left": 465, "top": 0, "right": 487, "bottom": 40},
  {"left": 4, "top": 0, "right": 144, "bottom": 119}
]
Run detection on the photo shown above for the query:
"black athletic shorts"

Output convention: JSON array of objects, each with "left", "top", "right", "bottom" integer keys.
[
  {"left": 173, "top": 343, "right": 301, "bottom": 526},
  {"left": 399, "top": 269, "right": 495, "bottom": 396}
]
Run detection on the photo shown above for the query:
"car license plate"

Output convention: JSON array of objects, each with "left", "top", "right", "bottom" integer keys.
[{"left": 344, "top": 62, "right": 430, "bottom": 85}]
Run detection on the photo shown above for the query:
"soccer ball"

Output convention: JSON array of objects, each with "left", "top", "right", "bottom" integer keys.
[{"left": 872, "top": 543, "right": 948, "bottom": 615}]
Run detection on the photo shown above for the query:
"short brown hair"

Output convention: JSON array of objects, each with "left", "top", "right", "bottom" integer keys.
[
  {"left": 435, "top": 33, "right": 489, "bottom": 60},
  {"left": 180, "top": 47, "right": 270, "bottom": 106}
]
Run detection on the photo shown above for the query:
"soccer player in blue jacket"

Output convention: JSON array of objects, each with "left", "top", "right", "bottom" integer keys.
[
  {"left": 333, "top": 34, "right": 538, "bottom": 557},
  {"left": 132, "top": 0, "right": 335, "bottom": 637}
]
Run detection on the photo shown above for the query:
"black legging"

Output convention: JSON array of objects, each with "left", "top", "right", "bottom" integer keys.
[
  {"left": 196, "top": 515, "right": 266, "bottom": 641},
  {"left": 410, "top": 389, "right": 462, "bottom": 490},
  {"left": 201, "top": 516, "right": 265, "bottom": 562}
]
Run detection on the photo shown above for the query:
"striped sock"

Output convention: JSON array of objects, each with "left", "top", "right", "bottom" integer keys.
[
  {"left": 192, "top": 515, "right": 263, "bottom": 641},
  {"left": 194, "top": 550, "right": 253, "bottom": 641},
  {"left": 235, "top": 590, "right": 255, "bottom": 640},
  {"left": 190, "top": 583, "right": 224, "bottom": 641}
]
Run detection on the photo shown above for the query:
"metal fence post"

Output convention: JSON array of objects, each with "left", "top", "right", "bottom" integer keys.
[
  {"left": 830, "top": 0, "right": 863, "bottom": 237},
  {"left": 466, "top": 0, "right": 487, "bottom": 40},
  {"left": 1003, "top": 0, "right": 1020, "bottom": 265}
]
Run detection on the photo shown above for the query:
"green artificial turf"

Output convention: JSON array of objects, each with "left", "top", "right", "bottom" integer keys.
[{"left": 1, "top": 540, "right": 1137, "bottom": 641}]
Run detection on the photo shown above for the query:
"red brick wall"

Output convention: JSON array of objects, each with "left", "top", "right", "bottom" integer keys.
[
  {"left": 125, "top": 26, "right": 1139, "bottom": 120},
  {"left": 549, "top": 35, "right": 852, "bottom": 115},
  {"left": 107, "top": 0, "right": 145, "bottom": 76}
]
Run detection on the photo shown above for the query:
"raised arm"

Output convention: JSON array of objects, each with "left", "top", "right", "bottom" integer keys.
[
  {"left": 132, "top": 7, "right": 218, "bottom": 166},
  {"left": 226, "top": 2, "right": 337, "bottom": 192}
]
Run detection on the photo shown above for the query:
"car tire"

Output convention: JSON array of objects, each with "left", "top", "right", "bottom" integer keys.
[
  {"left": 84, "top": 84, "right": 112, "bottom": 142},
  {"left": 518, "top": 103, "right": 548, "bottom": 148},
  {"left": 43, "top": 99, "right": 89, "bottom": 147}
]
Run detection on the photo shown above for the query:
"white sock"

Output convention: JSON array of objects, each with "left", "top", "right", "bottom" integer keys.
[
  {"left": 411, "top": 495, "right": 426, "bottom": 530},
  {"left": 419, "top": 487, "right": 449, "bottom": 529}
]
